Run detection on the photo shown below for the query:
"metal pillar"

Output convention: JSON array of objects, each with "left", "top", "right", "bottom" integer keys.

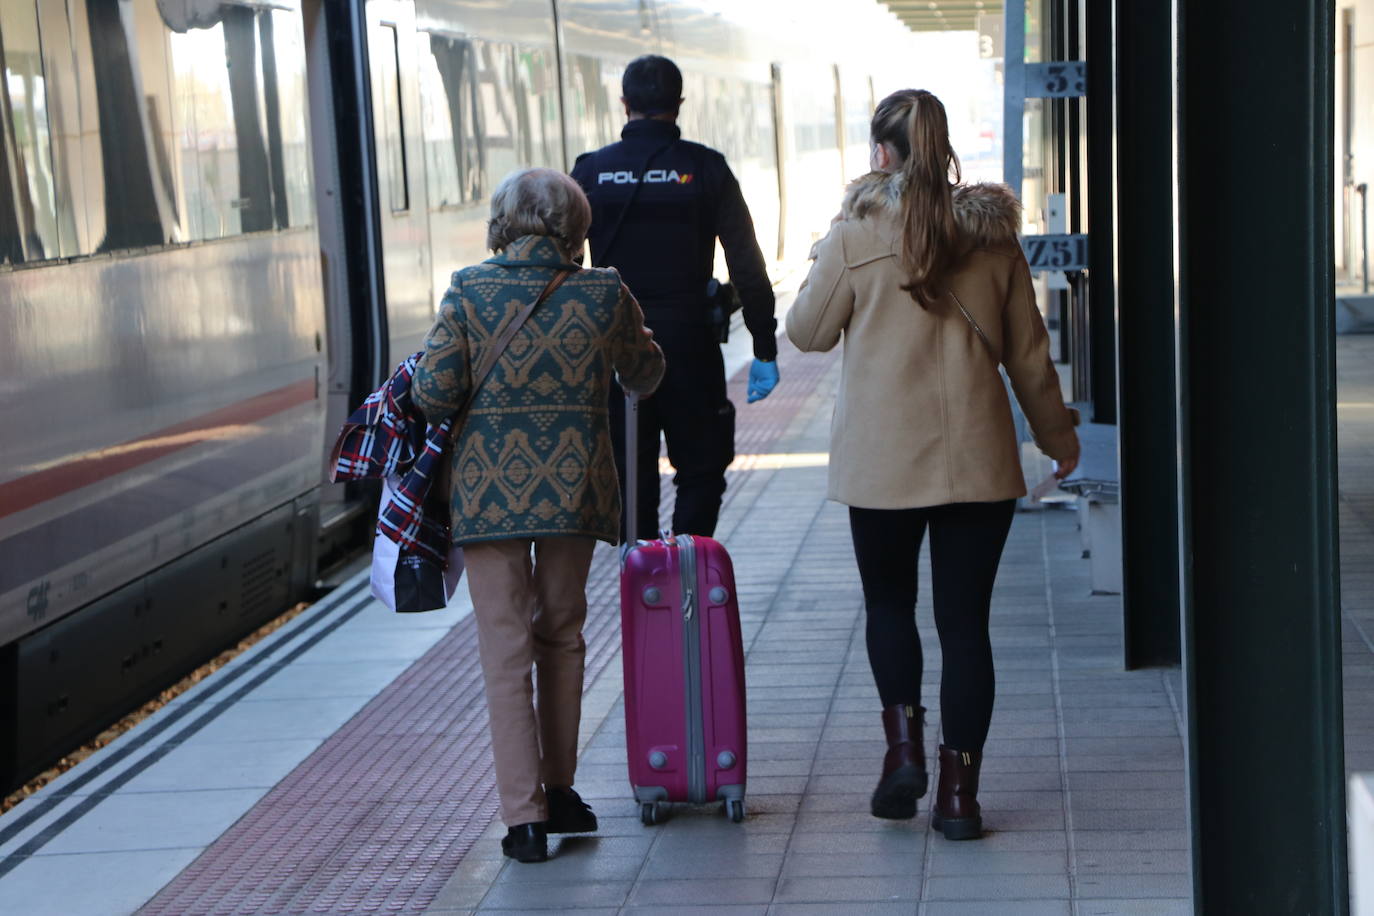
[
  {"left": 1003, "top": 0, "right": 1025, "bottom": 199},
  {"left": 1085, "top": 1, "right": 1115, "bottom": 424},
  {"left": 1174, "top": 0, "right": 1346, "bottom": 910},
  {"left": 1115, "top": 2, "right": 1180, "bottom": 668}
]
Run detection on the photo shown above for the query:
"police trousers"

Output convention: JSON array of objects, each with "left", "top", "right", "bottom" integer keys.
[{"left": 610, "top": 324, "right": 735, "bottom": 540}]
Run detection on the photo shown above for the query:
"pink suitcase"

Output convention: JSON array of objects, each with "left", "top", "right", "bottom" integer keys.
[{"left": 619, "top": 395, "right": 748, "bottom": 824}]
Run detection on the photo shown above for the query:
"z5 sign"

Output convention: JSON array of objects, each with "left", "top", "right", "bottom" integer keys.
[{"left": 1021, "top": 234, "right": 1089, "bottom": 272}]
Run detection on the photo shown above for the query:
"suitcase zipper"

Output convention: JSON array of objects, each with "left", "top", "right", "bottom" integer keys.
[{"left": 679, "top": 535, "right": 707, "bottom": 804}]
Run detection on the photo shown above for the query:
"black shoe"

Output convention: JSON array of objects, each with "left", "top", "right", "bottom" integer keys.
[
  {"left": 500, "top": 822, "right": 548, "bottom": 862},
  {"left": 545, "top": 786, "right": 598, "bottom": 834}
]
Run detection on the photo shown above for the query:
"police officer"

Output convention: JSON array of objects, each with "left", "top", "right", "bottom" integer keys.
[{"left": 571, "top": 55, "right": 780, "bottom": 540}]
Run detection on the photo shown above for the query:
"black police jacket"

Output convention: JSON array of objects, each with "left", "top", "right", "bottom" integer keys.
[{"left": 571, "top": 119, "right": 777, "bottom": 361}]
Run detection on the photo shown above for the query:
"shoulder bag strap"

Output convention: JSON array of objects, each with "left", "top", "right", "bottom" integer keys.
[
  {"left": 948, "top": 289, "right": 995, "bottom": 359},
  {"left": 450, "top": 269, "right": 572, "bottom": 429}
]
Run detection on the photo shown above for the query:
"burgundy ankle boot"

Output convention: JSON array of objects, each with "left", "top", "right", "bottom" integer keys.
[
  {"left": 931, "top": 745, "right": 983, "bottom": 840},
  {"left": 871, "top": 704, "right": 928, "bottom": 819}
]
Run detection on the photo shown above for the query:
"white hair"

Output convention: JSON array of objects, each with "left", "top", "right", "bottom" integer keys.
[{"left": 486, "top": 168, "right": 592, "bottom": 257}]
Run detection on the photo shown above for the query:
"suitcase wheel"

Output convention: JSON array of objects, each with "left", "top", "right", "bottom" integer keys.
[
  {"left": 640, "top": 802, "right": 664, "bottom": 826},
  {"left": 726, "top": 799, "right": 746, "bottom": 823}
]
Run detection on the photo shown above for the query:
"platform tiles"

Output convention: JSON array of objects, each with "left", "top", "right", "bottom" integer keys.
[{"left": 0, "top": 335, "right": 1196, "bottom": 915}]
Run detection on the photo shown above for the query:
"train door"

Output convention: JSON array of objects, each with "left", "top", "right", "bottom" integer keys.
[
  {"left": 307, "top": 0, "right": 431, "bottom": 543},
  {"left": 366, "top": 0, "right": 434, "bottom": 371}
]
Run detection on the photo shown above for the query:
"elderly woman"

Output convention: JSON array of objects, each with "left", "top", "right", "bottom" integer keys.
[{"left": 412, "top": 168, "right": 664, "bottom": 863}]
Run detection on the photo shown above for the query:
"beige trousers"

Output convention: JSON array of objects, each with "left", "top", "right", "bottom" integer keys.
[{"left": 463, "top": 536, "right": 596, "bottom": 826}]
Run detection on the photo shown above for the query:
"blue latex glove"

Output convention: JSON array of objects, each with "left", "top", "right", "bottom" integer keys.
[{"left": 747, "top": 358, "right": 779, "bottom": 403}]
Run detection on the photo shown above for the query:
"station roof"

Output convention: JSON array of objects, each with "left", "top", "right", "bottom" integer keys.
[{"left": 881, "top": 0, "right": 1001, "bottom": 31}]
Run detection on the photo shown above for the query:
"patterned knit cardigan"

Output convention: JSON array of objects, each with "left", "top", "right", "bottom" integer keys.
[{"left": 411, "top": 235, "right": 665, "bottom": 546}]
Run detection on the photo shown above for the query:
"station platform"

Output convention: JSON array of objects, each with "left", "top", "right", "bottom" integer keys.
[{"left": 18, "top": 330, "right": 1374, "bottom": 915}]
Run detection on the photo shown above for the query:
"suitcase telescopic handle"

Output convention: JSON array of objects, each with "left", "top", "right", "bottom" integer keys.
[
  {"left": 624, "top": 392, "right": 639, "bottom": 546},
  {"left": 623, "top": 392, "right": 670, "bottom": 551}
]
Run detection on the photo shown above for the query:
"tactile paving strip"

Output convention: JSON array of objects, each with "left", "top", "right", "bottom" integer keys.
[{"left": 140, "top": 338, "right": 839, "bottom": 915}]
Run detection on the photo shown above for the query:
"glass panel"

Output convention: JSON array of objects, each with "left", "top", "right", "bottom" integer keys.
[
  {"left": 167, "top": 15, "right": 207, "bottom": 240},
  {"left": 128, "top": 0, "right": 183, "bottom": 244},
  {"left": 564, "top": 54, "right": 618, "bottom": 163},
  {"left": 371, "top": 21, "right": 408, "bottom": 212},
  {"left": 220, "top": 4, "right": 276, "bottom": 232},
  {"left": 266, "top": 9, "right": 312, "bottom": 228},
  {"left": 418, "top": 32, "right": 479, "bottom": 208},
  {"left": 476, "top": 42, "right": 518, "bottom": 187},
  {"left": 79, "top": 0, "right": 168, "bottom": 250},
  {"left": 170, "top": 19, "right": 236, "bottom": 238},
  {"left": 167, "top": 4, "right": 304, "bottom": 240},
  {"left": 512, "top": 46, "right": 559, "bottom": 168},
  {"left": 0, "top": 0, "right": 59, "bottom": 263},
  {"left": 419, "top": 35, "right": 562, "bottom": 200}
]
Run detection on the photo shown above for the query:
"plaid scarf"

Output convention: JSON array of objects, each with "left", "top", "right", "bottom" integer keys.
[{"left": 330, "top": 353, "right": 453, "bottom": 566}]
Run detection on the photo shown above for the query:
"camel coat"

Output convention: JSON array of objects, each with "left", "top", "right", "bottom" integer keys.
[{"left": 786, "top": 172, "right": 1078, "bottom": 509}]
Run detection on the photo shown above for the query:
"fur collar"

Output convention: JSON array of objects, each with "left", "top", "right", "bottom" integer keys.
[{"left": 839, "top": 170, "right": 1021, "bottom": 246}]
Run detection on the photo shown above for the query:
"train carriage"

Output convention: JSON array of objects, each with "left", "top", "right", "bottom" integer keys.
[{"left": 0, "top": 0, "right": 908, "bottom": 793}]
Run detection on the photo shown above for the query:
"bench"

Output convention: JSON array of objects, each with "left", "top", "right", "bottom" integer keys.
[
  {"left": 1354, "top": 774, "right": 1374, "bottom": 915},
  {"left": 1055, "top": 420, "right": 1121, "bottom": 595},
  {"left": 1337, "top": 293, "right": 1374, "bottom": 335}
]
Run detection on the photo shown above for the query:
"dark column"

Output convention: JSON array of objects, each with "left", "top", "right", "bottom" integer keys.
[
  {"left": 1050, "top": 0, "right": 1071, "bottom": 367},
  {"left": 223, "top": 7, "right": 274, "bottom": 234},
  {"left": 0, "top": 17, "right": 28, "bottom": 264},
  {"left": 1085, "top": 0, "right": 1115, "bottom": 423},
  {"left": 1175, "top": 1, "right": 1346, "bottom": 911},
  {"left": 85, "top": 1, "right": 165, "bottom": 251},
  {"left": 1115, "top": 3, "right": 1180, "bottom": 668},
  {"left": 259, "top": 12, "right": 291, "bottom": 229}
]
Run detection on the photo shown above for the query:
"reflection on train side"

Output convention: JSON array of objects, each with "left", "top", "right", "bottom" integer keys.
[
  {"left": 0, "top": 0, "right": 313, "bottom": 262},
  {"left": 0, "top": 0, "right": 325, "bottom": 652}
]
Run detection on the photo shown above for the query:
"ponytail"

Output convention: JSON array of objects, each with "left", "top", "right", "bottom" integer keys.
[{"left": 871, "top": 90, "right": 963, "bottom": 308}]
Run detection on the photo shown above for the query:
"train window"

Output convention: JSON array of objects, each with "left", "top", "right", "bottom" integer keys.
[
  {"left": 419, "top": 35, "right": 563, "bottom": 209},
  {"left": 0, "top": 0, "right": 61, "bottom": 264},
  {"left": 74, "top": 0, "right": 178, "bottom": 251},
  {"left": 476, "top": 43, "right": 520, "bottom": 187},
  {"left": 565, "top": 55, "right": 619, "bottom": 157},
  {"left": 512, "top": 47, "right": 560, "bottom": 169},
  {"left": 2, "top": 1, "right": 309, "bottom": 262},
  {"left": 166, "top": 4, "right": 308, "bottom": 241},
  {"left": 269, "top": 9, "right": 313, "bottom": 230},
  {"left": 419, "top": 33, "right": 482, "bottom": 207},
  {"left": 371, "top": 22, "right": 409, "bottom": 213}
]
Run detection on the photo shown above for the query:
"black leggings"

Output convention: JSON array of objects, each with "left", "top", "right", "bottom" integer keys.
[{"left": 849, "top": 500, "right": 1016, "bottom": 752}]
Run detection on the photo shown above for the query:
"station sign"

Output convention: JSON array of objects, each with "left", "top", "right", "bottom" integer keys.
[
  {"left": 1021, "top": 233, "right": 1089, "bottom": 272},
  {"left": 1024, "top": 61, "right": 1087, "bottom": 98}
]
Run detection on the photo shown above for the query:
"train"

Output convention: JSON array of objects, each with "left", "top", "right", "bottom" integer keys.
[{"left": 0, "top": 0, "right": 914, "bottom": 792}]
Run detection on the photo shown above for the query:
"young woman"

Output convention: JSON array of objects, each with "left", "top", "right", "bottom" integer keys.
[{"left": 786, "top": 90, "right": 1080, "bottom": 840}]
